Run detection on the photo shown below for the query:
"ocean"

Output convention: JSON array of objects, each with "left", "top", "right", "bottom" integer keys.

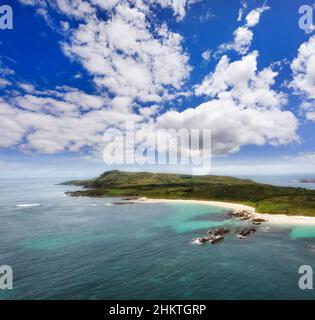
[{"left": 1, "top": 175, "right": 315, "bottom": 300}]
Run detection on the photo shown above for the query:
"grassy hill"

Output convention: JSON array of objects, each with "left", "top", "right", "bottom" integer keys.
[{"left": 63, "top": 170, "right": 315, "bottom": 216}]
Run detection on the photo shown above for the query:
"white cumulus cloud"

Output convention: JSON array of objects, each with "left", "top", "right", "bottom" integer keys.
[
  {"left": 290, "top": 35, "right": 315, "bottom": 121},
  {"left": 216, "top": 4, "right": 270, "bottom": 56},
  {"left": 4, "top": 0, "right": 298, "bottom": 160},
  {"left": 245, "top": 5, "right": 270, "bottom": 27},
  {"left": 60, "top": 3, "right": 190, "bottom": 104},
  {"left": 162, "top": 51, "right": 300, "bottom": 155}
]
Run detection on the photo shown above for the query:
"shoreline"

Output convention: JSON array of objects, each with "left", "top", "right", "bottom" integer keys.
[{"left": 133, "top": 197, "right": 315, "bottom": 226}]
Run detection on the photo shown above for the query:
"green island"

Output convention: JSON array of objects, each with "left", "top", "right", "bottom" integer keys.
[{"left": 63, "top": 170, "right": 315, "bottom": 216}]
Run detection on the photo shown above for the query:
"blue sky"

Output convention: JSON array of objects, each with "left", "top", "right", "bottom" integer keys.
[{"left": 1, "top": 0, "right": 315, "bottom": 177}]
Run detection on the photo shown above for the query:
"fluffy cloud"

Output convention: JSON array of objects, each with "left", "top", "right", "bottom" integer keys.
[
  {"left": 0, "top": 100, "right": 27, "bottom": 148},
  {"left": 20, "top": 0, "right": 197, "bottom": 21},
  {"left": 237, "top": 0, "right": 247, "bottom": 21},
  {"left": 1, "top": 51, "right": 298, "bottom": 157},
  {"left": 288, "top": 152, "right": 315, "bottom": 162},
  {"left": 156, "top": 99, "right": 298, "bottom": 155},
  {"left": 156, "top": 51, "right": 299, "bottom": 155},
  {"left": 218, "top": 26, "right": 253, "bottom": 55},
  {"left": 14, "top": 89, "right": 105, "bottom": 116},
  {"left": 0, "top": 86, "right": 142, "bottom": 154},
  {"left": 20, "top": 0, "right": 198, "bottom": 103},
  {"left": 5, "top": 0, "right": 196, "bottom": 156},
  {"left": 152, "top": 0, "right": 200, "bottom": 20},
  {"left": 53, "top": 0, "right": 95, "bottom": 18},
  {"left": 217, "top": 5, "right": 269, "bottom": 56},
  {"left": 4, "top": 0, "right": 297, "bottom": 159},
  {"left": 290, "top": 35, "right": 315, "bottom": 120},
  {"left": 62, "top": 3, "right": 190, "bottom": 104},
  {"left": 18, "top": 0, "right": 195, "bottom": 103},
  {"left": 201, "top": 49, "right": 212, "bottom": 61},
  {"left": 0, "top": 78, "right": 11, "bottom": 88},
  {"left": 20, "top": 0, "right": 191, "bottom": 104},
  {"left": 0, "top": 66, "right": 14, "bottom": 88},
  {"left": 195, "top": 51, "right": 286, "bottom": 109},
  {"left": 245, "top": 5, "right": 270, "bottom": 27}
]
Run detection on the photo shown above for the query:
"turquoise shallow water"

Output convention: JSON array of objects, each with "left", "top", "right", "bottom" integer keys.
[
  {"left": 290, "top": 227, "right": 315, "bottom": 240},
  {"left": 154, "top": 203, "right": 233, "bottom": 233},
  {"left": 1, "top": 178, "right": 315, "bottom": 299}
]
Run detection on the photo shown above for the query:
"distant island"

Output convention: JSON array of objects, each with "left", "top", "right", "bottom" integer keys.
[
  {"left": 300, "top": 179, "right": 315, "bottom": 183},
  {"left": 63, "top": 170, "right": 315, "bottom": 216}
]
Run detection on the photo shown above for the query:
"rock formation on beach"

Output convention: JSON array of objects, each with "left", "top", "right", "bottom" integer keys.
[
  {"left": 231, "top": 209, "right": 268, "bottom": 225},
  {"left": 231, "top": 209, "right": 254, "bottom": 218}
]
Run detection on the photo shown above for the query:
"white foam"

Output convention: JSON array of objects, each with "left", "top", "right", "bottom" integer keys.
[
  {"left": 105, "top": 203, "right": 114, "bottom": 206},
  {"left": 16, "top": 204, "right": 41, "bottom": 207},
  {"left": 191, "top": 238, "right": 202, "bottom": 245}
]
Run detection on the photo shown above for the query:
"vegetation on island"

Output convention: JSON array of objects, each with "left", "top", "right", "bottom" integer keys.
[{"left": 63, "top": 170, "right": 315, "bottom": 216}]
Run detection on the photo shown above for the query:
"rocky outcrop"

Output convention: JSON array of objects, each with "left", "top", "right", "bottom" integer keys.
[
  {"left": 196, "top": 210, "right": 268, "bottom": 245},
  {"left": 231, "top": 209, "right": 253, "bottom": 217},
  {"left": 207, "top": 227, "right": 230, "bottom": 236},
  {"left": 300, "top": 179, "right": 315, "bottom": 183},
  {"left": 237, "top": 227, "right": 256, "bottom": 239},
  {"left": 197, "top": 223, "right": 261, "bottom": 244},
  {"left": 241, "top": 215, "right": 252, "bottom": 221},
  {"left": 198, "top": 237, "right": 209, "bottom": 243},
  {"left": 198, "top": 228, "right": 229, "bottom": 244},
  {"left": 251, "top": 218, "right": 268, "bottom": 225},
  {"left": 209, "top": 235, "right": 224, "bottom": 244},
  {"left": 231, "top": 209, "right": 254, "bottom": 221},
  {"left": 231, "top": 209, "right": 268, "bottom": 225}
]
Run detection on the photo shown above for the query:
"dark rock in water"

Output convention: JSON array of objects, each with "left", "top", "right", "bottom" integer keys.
[
  {"left": 198, "top": 229, "right": 227, "bottom": 244},
  {"left": 231, "top": 211, "right": 245, "bottom": 218},
  {"left": 198, "top": 237, "right": 209, "bottom": 243},
  {"left": 207, "top": 227, "right": 230, "bottom": 236},
  {"left": 237, "top": 227, "right": 256, "bottom": 239},
  {"left": 231, "top": 209, "right": 252, "bottom": 217},
  {"left": 209, "top": 235, "right": 224, "bottom": 244},
  {"left": 251, "top": 218, "right": 267, "bottom": 223}
]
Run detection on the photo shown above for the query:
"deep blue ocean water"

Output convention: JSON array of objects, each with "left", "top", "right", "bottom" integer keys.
[{"left": 1, "top": 176, "right": 315, "bottom": 300}]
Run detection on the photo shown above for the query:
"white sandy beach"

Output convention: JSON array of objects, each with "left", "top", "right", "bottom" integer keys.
[{"left": 133, "top": 197, "right": 315, "bottom": 226}]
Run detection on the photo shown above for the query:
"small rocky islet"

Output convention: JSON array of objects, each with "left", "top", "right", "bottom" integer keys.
[
  {"left": 300, "top": 179, "right": 315, "bottom": 183},
  {"left": 196, "top": 209, "right": 268, "bottom": 244}
]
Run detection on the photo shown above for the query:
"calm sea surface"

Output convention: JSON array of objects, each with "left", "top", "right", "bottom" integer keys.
[{"left": 1, "top": 175, "right": 315, "bottom": 300}]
